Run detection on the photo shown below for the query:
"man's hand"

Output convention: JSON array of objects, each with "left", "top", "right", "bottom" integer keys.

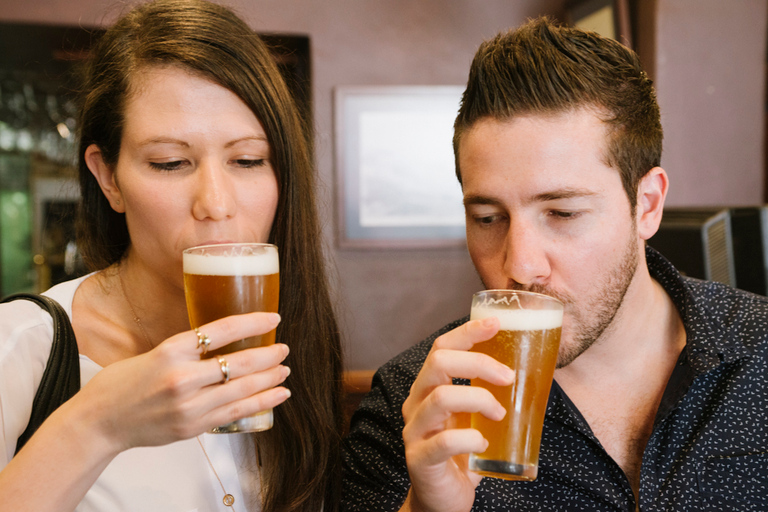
[{"left": 400, "top": 317, "right": 515, "bottom": 512}]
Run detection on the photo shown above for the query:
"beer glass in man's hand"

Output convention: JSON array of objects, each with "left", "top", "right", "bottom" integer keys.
[
  {"left": 468, "top": 290, "right": 563, "bottom": 480},
  {"left": 183, "top": 243, "right": 280, "bottom": 433}
]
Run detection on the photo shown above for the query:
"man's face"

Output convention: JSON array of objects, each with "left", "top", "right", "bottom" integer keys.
[{"left": 459, "top": 110, "right": 641, "bottom": 367}]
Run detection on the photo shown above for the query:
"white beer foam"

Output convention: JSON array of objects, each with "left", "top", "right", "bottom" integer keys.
[
  {"left": 470, "top": 307, "right": 563, "bottom": 331},
  {"left": 183, "top": 247, "right": 278, "bottom": 276}
]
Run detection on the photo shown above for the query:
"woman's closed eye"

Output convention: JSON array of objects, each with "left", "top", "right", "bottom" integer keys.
[
  {"left": 231, "top": 158, "right": 267, "bottom": 169},
  {"left": 149, "top": 160, "right": 188, "bottom": 171}
]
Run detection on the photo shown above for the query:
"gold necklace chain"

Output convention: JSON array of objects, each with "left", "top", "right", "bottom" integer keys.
[{"left": 117, "top": 263, "right": 236, "bottom": 511}]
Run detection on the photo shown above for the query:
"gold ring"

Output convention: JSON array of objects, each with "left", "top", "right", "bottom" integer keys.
[
  {"left": 195, "top": 328, "right": 211, "bottom": 355},
  {"left": 217, "top": 356, "right": 230, "bottom": 384}
]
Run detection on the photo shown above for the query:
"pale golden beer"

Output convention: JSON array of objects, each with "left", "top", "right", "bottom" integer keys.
[
  {"left": 183, "top": 243, "right": 279, "bottom": 433},
  {"left": 468, "top": 290, "right": 563, "bottom": 480}
]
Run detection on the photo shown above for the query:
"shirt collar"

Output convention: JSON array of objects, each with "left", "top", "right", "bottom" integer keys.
[{"left": 646, "top": 245, "right": 754, "bottom": 374}]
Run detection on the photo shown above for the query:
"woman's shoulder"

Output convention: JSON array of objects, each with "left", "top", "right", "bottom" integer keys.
[
  {"left": 0, "top": 275, "right": 94, "bottom": 465},
  {"left": 0, "top": 274, "right": 91, "bottom": 343},
  {"left": 41, "top": 273, "right": 94, "bottom": 315}
]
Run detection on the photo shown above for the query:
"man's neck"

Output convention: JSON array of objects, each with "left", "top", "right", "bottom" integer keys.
[{"left": 554, "top": 266, "right": 686, "bottom": 501}]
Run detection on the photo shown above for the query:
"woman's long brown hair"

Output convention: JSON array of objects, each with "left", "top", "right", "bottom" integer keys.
[{"left": 76, "top": 1, "right": 343, "bottom": 509}]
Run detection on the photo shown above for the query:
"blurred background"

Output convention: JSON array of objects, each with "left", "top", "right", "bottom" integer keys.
[{"left": 0, "top": 0, "right": 766, "bottom": 383}]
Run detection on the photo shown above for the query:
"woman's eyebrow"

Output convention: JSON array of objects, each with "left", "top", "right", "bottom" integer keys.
[
  {"left": 137, "top": 137, "right": 189, "bottom": 148},
  {"left": 224, "top": 135, "right": 269, "bottom": 148}
]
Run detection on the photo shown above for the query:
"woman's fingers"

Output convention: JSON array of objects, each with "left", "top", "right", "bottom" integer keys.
[
  {"left": 202, "top": 384, "right": 292, "bottom": 430},
  {"left": 200, "top": 357, "right": 291, "bottom": 404},
  {"left": 176, "top": 312, "right": 281, "bottom": 356},
  {"left": 189, "top": 344, "right": 292, "bottom": 430},
  {"left": 202, "top": 343, "right": 289, "bottom": 386}
]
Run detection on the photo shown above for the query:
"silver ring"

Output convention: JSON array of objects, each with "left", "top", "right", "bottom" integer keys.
[
  {"left": 195, "top": 328, "right": 211, "bottom": 355},
  {"left": 217, "top": 356, "right": 230, "bottom": 384}
]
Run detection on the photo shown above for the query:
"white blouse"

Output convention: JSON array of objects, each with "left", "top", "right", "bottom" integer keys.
[{"left": 0, "top": 276, "right": 261, "bottom": 511}]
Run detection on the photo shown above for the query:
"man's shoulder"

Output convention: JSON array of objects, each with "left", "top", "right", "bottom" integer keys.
[{"left": 681, "top": 276, "right": 768, "bottom": 352}]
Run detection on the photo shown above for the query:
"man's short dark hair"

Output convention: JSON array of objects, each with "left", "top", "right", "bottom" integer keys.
[{"left": 454, "top": 17, "right": 662, "bottom": 209}]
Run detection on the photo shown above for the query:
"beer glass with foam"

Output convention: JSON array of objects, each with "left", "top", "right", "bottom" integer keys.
[
  {"left": 183, "top": 243, "right": 280, "bottom": 433},
  {"left": 468, "top": 290, "right": 563, "bottom": 480}
]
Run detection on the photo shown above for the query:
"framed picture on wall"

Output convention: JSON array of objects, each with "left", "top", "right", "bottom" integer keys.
[
  {"left": 566, "top": 0, "right": 632, "bottom": 49},
  {"left": 334, "top": 86, "right": 466, "bottom": 249}
]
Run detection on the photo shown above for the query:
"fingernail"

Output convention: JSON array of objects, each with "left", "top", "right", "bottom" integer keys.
[
  {"left": 502, "top": 366, "right": 515, "bottom": 382},
  {"left": 282, "top": 388, "right": 292, "bottom": 399},
  {"left": 481, "top": 317, "right": 496, "bottom": 328},
  {"left": 283, "top": 366, "right": 291, "bottom": 378},
  {"left": 269, "top": 313, "right": 281, "bottom": 325}
]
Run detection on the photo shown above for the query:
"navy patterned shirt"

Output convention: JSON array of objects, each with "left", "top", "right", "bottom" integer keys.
[{"left": 342, "top": 247, "right": 768, "bottom": 511}]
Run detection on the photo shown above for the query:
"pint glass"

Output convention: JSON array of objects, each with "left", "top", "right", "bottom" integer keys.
[
  {"left": 183, "top": 243, "right": 280, "bottom": 433},
  {"left": 468, "top": 290, "right": 563, "bottom": 480}
]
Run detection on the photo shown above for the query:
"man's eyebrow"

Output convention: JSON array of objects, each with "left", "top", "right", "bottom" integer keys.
[
  {"left": 531, "top": 188, "right": 599, "bottom": 202},
  {"left": 463, "top": 194, "right": 503, "bottom": 207},
  {"left": 463, "top": 188, "right": 599, "bottom": 207}
]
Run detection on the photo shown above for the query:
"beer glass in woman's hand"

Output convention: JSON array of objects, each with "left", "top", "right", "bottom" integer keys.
[{"left": 183, "top": 243, "right": 280, "bottom": 433}]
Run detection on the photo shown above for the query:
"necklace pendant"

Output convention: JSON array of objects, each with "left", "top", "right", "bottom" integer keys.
[{"left": 223, "top": 494, "right": 235, "bottom": 507}]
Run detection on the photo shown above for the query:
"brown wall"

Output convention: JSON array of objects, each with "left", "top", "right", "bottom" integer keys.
[
  {"left": 650, "top": 0, "right": 767, "bottom": 207},
  {"left": 1, "top": 0, "right": 765, "bottom": 373}
]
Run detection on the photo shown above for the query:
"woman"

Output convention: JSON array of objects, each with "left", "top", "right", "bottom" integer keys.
[{"left": 0, "top": 0, "right": 343, "bottom": 510}]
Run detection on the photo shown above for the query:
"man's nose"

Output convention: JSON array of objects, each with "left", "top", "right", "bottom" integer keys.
[{"left": 502, "top": 218, "right": 551, "bottom": 288}]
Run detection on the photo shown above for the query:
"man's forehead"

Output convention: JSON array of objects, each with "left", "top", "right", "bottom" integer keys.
[
  {"left": 458, "top": 112, "right": 623, "bottom": 204},
  {"left": 459, "top": 111, "right": 614, "bottom": 174}
]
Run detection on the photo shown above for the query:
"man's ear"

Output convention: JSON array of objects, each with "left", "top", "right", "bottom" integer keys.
[
  {"left": 84, "top": 144, "right": 125, "bottom": 213},
  {"left": 636, "top": 167, "right": 669, "bottom": 241}
]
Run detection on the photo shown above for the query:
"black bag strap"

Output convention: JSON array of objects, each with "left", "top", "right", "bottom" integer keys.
[{"left": 1, "top": 293, "right": 81, "bottom": 455}]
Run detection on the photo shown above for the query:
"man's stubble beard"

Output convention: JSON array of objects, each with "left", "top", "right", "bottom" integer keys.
[
  {"left": 554, "top": 231, "right": 639, "bottom": 368},
  {"left": 481, "top": 222, "right": 640, "bottom": 369}
]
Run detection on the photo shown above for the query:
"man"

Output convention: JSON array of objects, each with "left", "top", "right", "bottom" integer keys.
[{"left": 342, "top": 17, "right": 768, "bottom": 512}]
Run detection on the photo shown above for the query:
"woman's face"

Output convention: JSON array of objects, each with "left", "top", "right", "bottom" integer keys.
[{"left": 86, "top": 65, "right": 279, "bottom": 286}]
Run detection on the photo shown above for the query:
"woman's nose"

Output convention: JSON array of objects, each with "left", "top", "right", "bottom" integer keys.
[{"left": 191, "top": 160, "right": 237, "bottom": 221}]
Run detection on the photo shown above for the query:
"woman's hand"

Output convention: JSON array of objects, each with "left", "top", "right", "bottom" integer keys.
[
  {"left": 77, "top": 311, "right": 290, "bottom": 452},
  {"left": 1, "top": 311, "right": 289, "bottom": 512}
]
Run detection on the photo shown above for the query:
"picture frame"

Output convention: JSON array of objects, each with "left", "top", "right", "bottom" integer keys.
[
  {"left": 566, "top": 0, "right": 632, "bottom": 49},
  {"left": 334, "top": 86, "right": 466, "bottom": 249}
]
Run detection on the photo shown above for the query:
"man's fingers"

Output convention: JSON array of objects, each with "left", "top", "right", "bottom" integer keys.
[
  {"left": 408, "top": 349, "right": 514, "bottom": 406},
  {"left": 426, "top": 349, "right": 514, "bottom": 385},
  {"left": 432, "top": 317, "right": 500, "bottom": 352},
  {"left": 407, "top": 428, "right": 489, "bottom": 468},
  {"left": 404, "top": 384, "right": 505, "bottom": 443}
]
